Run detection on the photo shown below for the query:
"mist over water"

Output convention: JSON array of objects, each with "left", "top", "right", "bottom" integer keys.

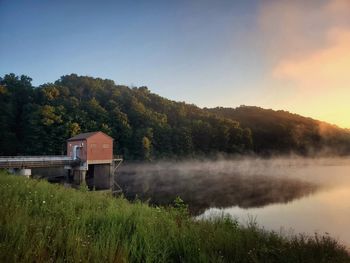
[
  {"left": 118, "top": 157, "right": 350, "bottom": 246},
  {"left": 117, "top": 157, "right": 345, "bottom": 212}
]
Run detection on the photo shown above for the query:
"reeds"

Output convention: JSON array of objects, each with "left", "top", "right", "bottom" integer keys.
[{"left": 0, "top": 171, "right": 348, "bottom": 263}]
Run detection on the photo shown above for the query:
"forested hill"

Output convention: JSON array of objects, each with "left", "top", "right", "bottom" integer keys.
[
  {"left": 208, "top": 106, "right": 350, "bottom": 155},
  {"left": 0, "top": 73, "right": 253, "bottom": 159},
  {"left": 0, "top": 73, "right": 349, "bottom": 159}
]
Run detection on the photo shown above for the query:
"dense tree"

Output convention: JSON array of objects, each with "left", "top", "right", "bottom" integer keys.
[
  {"left": 209, "top": 106, "right": 350, "bottom": 155},
  {"left": 1, "top": 74, "right": 350, "bottom": 159},
  {"left": 0, "top": 74, "right": 33, "bottom": 154}
]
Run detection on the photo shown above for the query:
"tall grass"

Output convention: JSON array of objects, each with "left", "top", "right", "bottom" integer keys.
[{"left": 0, "top": 171, "right": 349, "bottom": 263}]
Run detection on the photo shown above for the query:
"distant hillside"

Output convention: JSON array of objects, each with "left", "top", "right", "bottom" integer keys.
[
  {"left": 0, "top": 74, "right": 252, "bottom": 159},
  {"left": 1, "top": 73, "right": 350, "bottom": 159},
  {"left": 208, "top": 106, "right": 350, "bottom": 155}
]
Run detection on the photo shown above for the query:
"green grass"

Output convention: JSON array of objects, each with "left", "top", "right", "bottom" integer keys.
[{"left": 0, "top": 171, "right": 349, "bottom": 263}]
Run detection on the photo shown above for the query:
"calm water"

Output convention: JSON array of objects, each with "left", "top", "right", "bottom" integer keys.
[{"left": 118, "top": 158, "right": 350, "bottom": 246}]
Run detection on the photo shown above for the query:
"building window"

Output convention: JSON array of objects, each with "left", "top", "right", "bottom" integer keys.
[
  {"left": 102, "top": 143, "right": 110, "bottom": 149},
  {"left": 90, "top": 143, "right": 97, "bottom": 148}
]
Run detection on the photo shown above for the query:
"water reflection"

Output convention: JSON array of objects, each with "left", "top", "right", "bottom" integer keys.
[
  {"left": 199, "top": 185, "right": 350, "bottom": 246},
  {"left": 118, "top": 159, "right": 319, "bottom": 215},
  {"left": 118, "top": 158, "right": 350, "bottom": 245}
]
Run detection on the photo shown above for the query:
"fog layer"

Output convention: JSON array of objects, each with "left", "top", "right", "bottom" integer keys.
[{"left": 116, "top": 157, "right": 347, "bottom": 215}]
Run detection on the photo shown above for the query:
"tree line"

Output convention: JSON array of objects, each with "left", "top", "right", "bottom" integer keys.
[
  {"left": 1, "top": 73, "right": 349, "bottom": 159},
  {"left": 208, "top": 106, "right": 350, "bottom": 155}
]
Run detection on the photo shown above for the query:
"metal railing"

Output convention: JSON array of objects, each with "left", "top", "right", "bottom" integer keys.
[{"left": 0, "top": 155, "right": 78, "bottom": 169}]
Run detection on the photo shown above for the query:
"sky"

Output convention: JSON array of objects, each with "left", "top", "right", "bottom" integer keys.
[{"left": 1, "top": 0, "right": 349, "bottom": 128}]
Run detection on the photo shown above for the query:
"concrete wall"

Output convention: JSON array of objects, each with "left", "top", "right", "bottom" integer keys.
[
  {"left": 93, "top": 164, "right": 113, "bottom": 190},
  {"left": 32, "top": 167, "right": 66, "bottom": 178},
  {"left": 8, "top": 168, "right": 32, "bottom": 178},
  {"left": 32, "top": 163, "right": 114, "bottom": 190}
]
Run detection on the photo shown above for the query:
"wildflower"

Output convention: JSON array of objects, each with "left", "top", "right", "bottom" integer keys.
[{"left": 42, "top": 200, "right": 46, "bottom": 204}]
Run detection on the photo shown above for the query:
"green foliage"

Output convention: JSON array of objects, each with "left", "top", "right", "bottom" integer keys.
[
  {"left": 1, "top": 73, "right": 350, "bottom": 159},
  {"left": 79, "top": 181, "right": 89, "bottom": 192},
  {"left": 68, "top": 122, "right": 81, "bottom": 137},
  {"left": 0, "top": 73, "right": 254, "bottom": 159},
  {"left": 209, "top": 106, "right": 350, "bottom": 155},
  {"left": 173, "top": 196, "right": 189, "bottom": 217},
  {"left": 0, "top": 172, "right": 349, "bottom": 262},
  {"left": 142, "top": 136, "right": 152, "bottom": 160}
]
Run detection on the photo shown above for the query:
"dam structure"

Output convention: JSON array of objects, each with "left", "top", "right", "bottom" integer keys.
[{"left": 0, "top": 131, "right": 123, "bottom": 193}]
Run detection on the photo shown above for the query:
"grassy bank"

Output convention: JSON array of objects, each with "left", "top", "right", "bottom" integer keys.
[{"left": 0, "top": 171, "right": 349, "bottom": 263}]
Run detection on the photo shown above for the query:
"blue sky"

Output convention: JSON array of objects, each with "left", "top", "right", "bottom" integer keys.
[
  {"left": 1, "top": 0, "right": 350, "bottom": 127},
  {"left": 0, "top": 1, "right": 262, "bottom": 105}
]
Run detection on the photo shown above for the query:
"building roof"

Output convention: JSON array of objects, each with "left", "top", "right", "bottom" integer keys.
[{"left": 67, "top": 131, "right": 113, "bottom": 141}]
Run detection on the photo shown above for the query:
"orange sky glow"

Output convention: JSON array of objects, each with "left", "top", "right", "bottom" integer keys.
[{"left": 259, "top": 0, "right": 350, "bottom": 128}]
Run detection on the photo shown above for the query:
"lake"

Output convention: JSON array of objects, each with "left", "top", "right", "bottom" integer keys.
[{"left": 117, "top": 157, "right": 350, "bottom": 247}]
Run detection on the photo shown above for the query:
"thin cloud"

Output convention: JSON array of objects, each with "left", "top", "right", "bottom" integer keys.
[
  {"left": 258, "top": 0, "right": 350, "bottom": 128},
  {"left": 273, "top": 29, "right": 350, "bottom": 92}
]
